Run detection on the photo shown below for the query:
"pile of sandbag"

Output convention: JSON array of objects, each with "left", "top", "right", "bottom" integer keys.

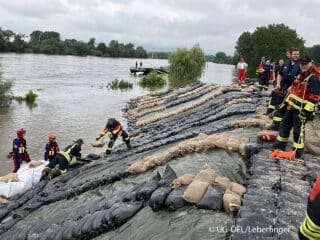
[
  {"left": 166, "top": 164, "right": 247, "bottom": 213},
  {"left": 226, "top": 97, "right": 252, "bottom": 107},
  {"left": 241, "top": 85, "right": 258, "bottom": 93},
  {"left": 0, "top": 160, "right": 46, "bottom": 198},
  {"left": 128, "top": 133, "right": 249, "bottom": 174},
  {"left": 136, "top": 90, "right": 223, "bottom": 126}
]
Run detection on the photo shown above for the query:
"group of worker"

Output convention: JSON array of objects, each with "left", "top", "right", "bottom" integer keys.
[
  {"left": 258, "top": 48, "right": 320, "bottom": 160},
  {"left": 9, "top": 117, "right": 131, "bottom": 180},
  {"left": 255, "top": 48, "right": 320, "bottom": 239}
]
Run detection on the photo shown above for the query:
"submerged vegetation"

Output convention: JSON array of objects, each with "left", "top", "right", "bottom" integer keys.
[
  {"left": 168, "top": 44, "right": 206, "bottom": 87},
  {"left": 15, "top": 90, "right": 38, "bottom": 108},
  {"left": 0, "top": 66, "right": 12, "bottom": 107},
  {"left": 107, "top": 79, "right": 133, "bottom": 90},
  {"left": 139, "top": 71, "right": 166, "bottom": 89}
]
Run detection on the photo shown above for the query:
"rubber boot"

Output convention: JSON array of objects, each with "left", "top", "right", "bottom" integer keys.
[
  {"left": 40, "top": 167, "right": 51, "bottom": 181},
  {"left": 295, "top": 148, "right": 304, "bottom": 159},
  {"left": 126, "top": 141, "right": 132, "bottom": 149},
  {"left": 105, "top": 149, "right": 111, "bottom": 155},
  {"left": 273, "top": 141, "right": 287, "bottom": 151}
]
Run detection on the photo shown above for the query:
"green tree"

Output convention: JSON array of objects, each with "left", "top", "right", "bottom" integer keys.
[
  {"left": 12, "top": 34, "right": 27, "bottom": 53},
  {"left": 235, "top": 24, "right": 305, "bottom": 76},
  {"left": 307, "top": 45, "right": 320, "bottom": 65},
  {"left": 169, "top": 44, "right": 206, "bottom": 87},
  {"left": 136, "top": 46, "right": 148, "bottom": 58},
  {"left": 96, "top": 42, "right": 108, "bottom": 56}
]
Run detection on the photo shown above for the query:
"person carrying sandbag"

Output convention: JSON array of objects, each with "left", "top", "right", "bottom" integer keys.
[
  {"left": 96, "top": 118, "right": 131, "bottom": 155},
  {"left": 41, "top": 139, "right": 83, "bottom": 180}
]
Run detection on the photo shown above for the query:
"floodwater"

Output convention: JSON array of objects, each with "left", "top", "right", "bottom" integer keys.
[{"left": 0, "top": 53, "right": 234, "bottom": 175}]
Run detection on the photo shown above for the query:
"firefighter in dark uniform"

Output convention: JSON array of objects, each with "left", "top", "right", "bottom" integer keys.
[
  {"left": 10, "top": 128, "right": 31, "bottom": 173},
  {"left": 41, "top": 139, "right": 83, "bottom": 179},
  {"left": 96, "top": 118, "right": 131, "bottom": 155},
  {"left": 267, "top": 48, "right": 301, "bottom": 129},
  {"left": 299, "top": 174, "right": 320, "bottom": 239},
  {"left": 273, "top": 57, "right": 320, "bottom": 159},
  {"left": 44, "top": 134, "right": 59, "bottom": 161}
]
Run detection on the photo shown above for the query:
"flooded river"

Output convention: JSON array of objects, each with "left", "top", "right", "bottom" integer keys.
[{"left": 0, "top": 53, "right": 234, "bottom": 175}]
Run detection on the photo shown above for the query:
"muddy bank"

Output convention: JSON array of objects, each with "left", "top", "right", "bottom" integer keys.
[{"left": 0, "top": 82, "right": 319, "bottom": 240}]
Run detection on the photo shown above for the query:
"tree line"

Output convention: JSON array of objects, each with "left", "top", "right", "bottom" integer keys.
[{"left": 0, "top": 28, "right": 148, "bottom": 58}]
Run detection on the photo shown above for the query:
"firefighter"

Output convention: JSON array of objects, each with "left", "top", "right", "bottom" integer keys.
[
  {"left": 266, "top": 48, "right": 301, "bottom": 129},
  {"left": 10, "top": 128, "right": 31, "bottom": 173},
  {"left": 258, "top": 59, "right": 271, "bottom": 90},
  {"left": 41, "top": 139, "right": 83, "bottom": 179},
  {"left": 237, "top": 57, "right": 248, "bottom": 86},
  {"left": 273, "top": 57, "right": 320, "bottom": 159},
  {"left": 299, "top": 174, "right": 320, "bottom": 239},
  {"left": 44, "top": 134, "right": 59, "bottom": 161},
  {"left": 96, "top": 118, "right": 131, "bottom": 155}
]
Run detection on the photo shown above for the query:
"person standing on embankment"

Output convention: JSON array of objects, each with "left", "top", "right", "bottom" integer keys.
[
  {"left": 44, "top": 134, "right": 59, "bottom": 162},
  {"left": 237, "top": 57, "right": 248, "bottom": 86},
  {"left": 266, "top": 48, "right": 301, "bottom": 130},
  {"left": 273, "top": 56, "right": 320, "bottom": 159},
  {"left": 10, "top": 128, "right": 31, "bottom": 173}
]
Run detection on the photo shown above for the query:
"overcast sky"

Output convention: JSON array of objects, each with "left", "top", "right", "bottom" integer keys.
[{"left": 0, "top": 0, "right": 318, "bottom": 54}]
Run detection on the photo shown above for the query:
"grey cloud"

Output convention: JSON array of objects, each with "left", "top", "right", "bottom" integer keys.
[{"left": 0, "top": 0, "right": 318, "bottom": 54}]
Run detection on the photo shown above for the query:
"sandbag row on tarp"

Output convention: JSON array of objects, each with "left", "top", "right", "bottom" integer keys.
[{"left": 128, "top": 133, "right": 250, "bottom": 174}]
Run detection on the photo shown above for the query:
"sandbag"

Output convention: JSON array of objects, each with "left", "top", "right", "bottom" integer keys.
[
  {"left": 149, "top": 186, "right": 172, "bottom": 211},
  {"left": 196, "top": 186, "right": 224, "bottom": 210},
  {"left": 164, "top": 186, "right": 187, "bottom": 211},
  {"left": 223, "top": 189, "right": 241, "bottom": 214},
  {"left": 171, "top": 174, "right": 195, "bottom": 189},
  {"left": 90, "top": 141, "right": 105, "bottom": 147},
  {"left": 230, "top": 182, "right": 246, "bottom": 197},
  {"left": 193, "top": 164, "right": 216, "bottom": 184},
  {"left": 110, "top": 201, "right": 144, "bottom": 226},
  {"left": 137, "top": 172, "right": 161, "bottom": 200},
  {"left": 86, "top": 153, "right": 101, "bottom": 160},
  {"left": 29, "top": 160, "right": 44, "bottom": 168},
  {"left": 183, "top": 180, "right": 209, "bottom": 204},
  {"left": 158, "top": 165, "right": 177, "bottom": 187},
  {"left": 226, "top": 137, "right": 241, "bottom": 151},
  {"left": 213, "top": 176, "right": 232, "bottom": 190},
  {"left": 0, "top": 173, "right": 19, "bottom": 183},
  {"left": 0, "top": 195, "right": 8, "bottom": 204}
]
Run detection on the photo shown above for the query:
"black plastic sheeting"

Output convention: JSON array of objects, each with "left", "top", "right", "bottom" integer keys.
[
  {"left": 229, "top": 144, "right": 312, "bottom": 240},
  {"left": 1, "top": 83, "right": 314, "bottom": 239}
]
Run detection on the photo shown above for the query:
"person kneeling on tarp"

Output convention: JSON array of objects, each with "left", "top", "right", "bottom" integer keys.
[
  {"left": 41, "top": 138, "right": 83, "bottom": 179},
  {"left": 96, "top": 118, "right": 131, "bottom": 155}
]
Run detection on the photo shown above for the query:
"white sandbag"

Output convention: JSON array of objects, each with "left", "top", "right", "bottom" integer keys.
[{"left": 0, "top": 160, "right": 46, "bottom": 198}]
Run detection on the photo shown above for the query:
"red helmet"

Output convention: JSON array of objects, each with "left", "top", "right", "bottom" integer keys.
[
  {"left": 16, "top": 128, "right": 26, "bottom": 137},
  {"left": 48, "top": 134, "right": 56, "bottom": 141}
]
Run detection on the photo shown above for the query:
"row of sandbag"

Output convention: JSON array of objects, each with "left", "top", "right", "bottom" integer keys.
[
  {"left": 125, "top": 82, "right": 207, "bottom": 112},
  {"left": 128, "top": 133, "right": 249, "bottom": 174},
  {"left": 124, "top": 85, "right": 215, "bottom": 119},
  {"left": 135, "top": 89, "right": 224, "bottom": 126},
  {"left": 128, "top": 84, "right": 210, "bottom": 111},
  {"left": 147, "top": 164, "right": 246, "bottom": 214}
]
